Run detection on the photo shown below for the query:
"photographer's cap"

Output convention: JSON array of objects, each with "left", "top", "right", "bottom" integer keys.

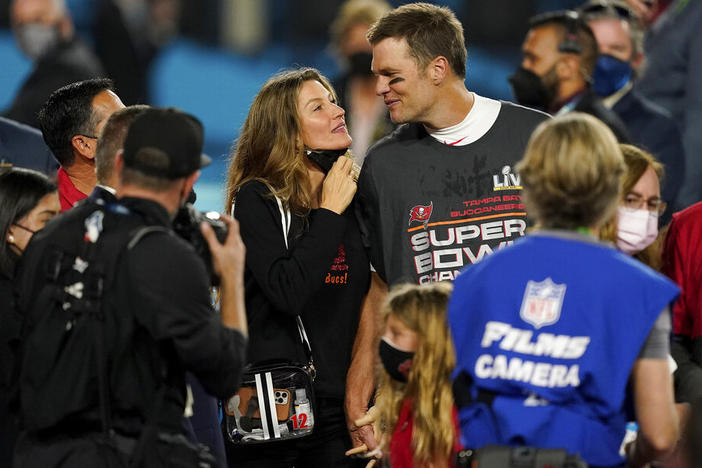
[{"left": 123, "top": 107, "right": 211, "bottom": 179}]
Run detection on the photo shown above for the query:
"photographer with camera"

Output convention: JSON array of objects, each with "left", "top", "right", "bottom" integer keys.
[{"left": 12, "top": 107, "right": 248, "bottom": 467}]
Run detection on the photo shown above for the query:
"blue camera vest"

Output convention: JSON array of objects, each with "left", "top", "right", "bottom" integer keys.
[{"left": 449, "top": 233, "right": 679, "bottom": 467}]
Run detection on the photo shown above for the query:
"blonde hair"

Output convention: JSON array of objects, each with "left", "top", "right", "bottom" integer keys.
[
  {"left": 600, "top": 144, "right": 665, "bottom": 269},
  {"left": 224, "top": 68, "right": 338, "bottom": 216},
  {"left": 517, "top": 112, "right": 624, "bottom": 230},
  {"left": 375, "top": 282, "right": 456, "bottom": 467},
  {"left": 330, "top": 0, "right": 391, "bottom": 52}
]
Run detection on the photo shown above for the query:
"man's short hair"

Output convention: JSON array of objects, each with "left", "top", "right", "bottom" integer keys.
[
  {"left": 120, "top": 107, "right": 209, "bottom": 192},
  {"left": 120, "top": 167, "right": 183, "bottom": 193},
  {"left": 528, "top": 10, "right": 599, "bottom": 78},
  {"left": 37, "top": 78, "right": 114, "bottom": 167},
  {"left": 366, "top": 2, "right": 467, "bottom": 78},
  {"left": 579, "top": 0, "right": 644, "bottom": 60},
  {"left": 95, "top": 105, "right": 149, "bottom": 186}
]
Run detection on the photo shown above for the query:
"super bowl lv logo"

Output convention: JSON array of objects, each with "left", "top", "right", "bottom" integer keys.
[
  {"left": 408, "top": 202, "right": 433, "bottom": 229},
  {"left": 493, "top": 165, "right": 522, "bottom": 191}
]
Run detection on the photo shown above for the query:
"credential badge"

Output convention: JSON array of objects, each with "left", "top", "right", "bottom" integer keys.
[{"left": 519, "top": 277, "right": 566, "bottom": 329}]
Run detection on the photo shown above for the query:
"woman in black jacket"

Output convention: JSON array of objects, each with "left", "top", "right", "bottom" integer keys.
[
  {"left": 223, "top": 68, "right": 370, "bottom": 468},
  {"left": 0, "top": 167, "right": 59, "bottom": 467}
]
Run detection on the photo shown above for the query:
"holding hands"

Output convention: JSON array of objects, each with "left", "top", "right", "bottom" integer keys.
[{"left": 345, "top": 406, "right": 382, "bottom": 467}]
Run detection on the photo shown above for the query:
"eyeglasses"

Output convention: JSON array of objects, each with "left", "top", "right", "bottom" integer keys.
[
  {"left": 579, "top": 1, "right": 635, "bottom": 20},
  {"left": 623, "top": 194, "right": 666, "bottom": 215}
]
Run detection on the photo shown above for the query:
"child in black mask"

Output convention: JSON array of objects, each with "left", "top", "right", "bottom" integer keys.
[{"left": 351, "top": 282, "right": 462, "bottom": 468}]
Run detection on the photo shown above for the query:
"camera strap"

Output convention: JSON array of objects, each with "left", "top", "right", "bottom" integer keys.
[{"left": 274, "top": 194, "right": 315, "bottom": 376}]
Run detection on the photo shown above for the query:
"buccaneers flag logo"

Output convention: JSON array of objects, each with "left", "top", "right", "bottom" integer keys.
[{"left": 408, "top": 202, "right": 433, "bottom": 228}]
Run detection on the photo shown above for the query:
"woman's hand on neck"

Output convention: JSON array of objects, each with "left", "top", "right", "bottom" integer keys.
[{"left": 305, "top": 157, "right": 325, "bottom": 209}]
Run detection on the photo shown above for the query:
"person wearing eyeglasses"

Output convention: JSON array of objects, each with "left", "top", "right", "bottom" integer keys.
[
  {"left": 37, "top": 78, "right": 125, "bottom": 211},
  {"left": 599, "top": 144, "right": 666, "bottom": 270},
  {"left": 580, "top": 0, "right": 684, "bottom": 222}
]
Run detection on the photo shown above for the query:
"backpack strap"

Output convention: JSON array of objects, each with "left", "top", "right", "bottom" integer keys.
[
  {"left": 121, "top": 226, "right": 172, "bottom": 467},
  {"left": 77, "top": 207, "right": 172, "bottom": 466}
]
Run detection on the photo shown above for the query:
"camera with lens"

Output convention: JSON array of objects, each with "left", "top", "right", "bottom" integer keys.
[{"left": 173, "top": 202, "right": 228, "bottom": 286}]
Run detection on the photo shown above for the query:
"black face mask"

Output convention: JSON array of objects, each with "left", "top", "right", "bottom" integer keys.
[
  {"left": 348, "top": 52, "right": 373, "bottom": 77},
  {"left": 306, "top": 148, "right": 348, "bottom": 174},
  {"left": 379, "top": 337, "right": 414, "bottom": 383},
  {"left": 508, "top": 66, "right": 555, "bottom": 112}
]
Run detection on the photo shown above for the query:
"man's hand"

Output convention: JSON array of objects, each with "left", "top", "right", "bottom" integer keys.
[
  {"left": 201, "top": 214, "right": 245, "bottom": 283},
  {"left": 346, "top": 272, "right": 387, "bottom": 450},
  {"left": 201, "top": 214, "right": 247, "bottom": 335}
]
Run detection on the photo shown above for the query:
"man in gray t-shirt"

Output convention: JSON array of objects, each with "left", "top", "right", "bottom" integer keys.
[{"left": 346, "top": 1, "right": 548, "bottom": 457}]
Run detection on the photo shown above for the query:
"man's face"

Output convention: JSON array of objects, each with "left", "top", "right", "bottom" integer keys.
[
  {"left": 340, "top": 22, "right": 373, "bottom": 58},
  {"left": 371, "top": 37, "right": 436, "bottom": 124},
  {"left": 521, "top": 25, "right": 562, "bottom": 77},
  {"left": 92, "top": 90, "right": 126, "bottom": 137},
  {"left": 588, "top": 17, "right": 633, "bottom": 62},
  {"left": 81, "top": 90, "right": 125, "bottom": 159},
  {"left": 520, "top": 25, "right": 564, "bottom": 103},
  {"left": 11, "top": 0, "right": 61, "bottom": 29}
]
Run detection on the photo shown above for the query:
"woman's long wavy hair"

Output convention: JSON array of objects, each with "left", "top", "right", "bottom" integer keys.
[
  {"left": 600, "top": 144, "right": 665, "bottom": 270},
  {"left": 375, "top": 282, "right": 456, "bottom": 467},
  {"left": 224, "top": 67, "right": 338, "bottom": 216}
]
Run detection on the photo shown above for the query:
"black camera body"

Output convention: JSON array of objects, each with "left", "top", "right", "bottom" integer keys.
[{"left": 173, "top": 202, "right": 228, "bottom": 286}]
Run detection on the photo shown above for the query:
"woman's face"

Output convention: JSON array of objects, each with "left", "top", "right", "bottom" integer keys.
[
  {"left": 383, "top": 314, "right": 419, "bottom": 352},
  {"left": 622, "top": 166, "right": 662, "bottom": 212},
  {"left": 297, "top": 80, "right": 352, "bottom": 151},
  {"left": 7, "top": 191, "right": 60, "bottom": 253}
]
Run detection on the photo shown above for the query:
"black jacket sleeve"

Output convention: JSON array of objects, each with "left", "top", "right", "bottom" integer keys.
[
  {"left": 127, "top": 233, "right": 247, "bottom": 399},
  {"left": 234, "top": 181, "right": 348, "bottom": 316}
]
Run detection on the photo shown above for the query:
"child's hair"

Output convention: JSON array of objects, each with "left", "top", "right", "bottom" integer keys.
[{"left": 375, "top": 281, "right": 456, "bottom": 466}]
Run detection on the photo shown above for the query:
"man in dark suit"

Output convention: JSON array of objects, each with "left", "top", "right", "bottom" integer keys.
[
  {"left": 583, "top": 0, "right": 685, "bottom": 218},
  {"left": 0, "top": 116, "right": 57, "bottom": 175},
  {"left": 511, "top": 10, "right": 631, "bottom": 142},
  {"left": 4, "top": 0, "right": 104, "bottom": 128}
]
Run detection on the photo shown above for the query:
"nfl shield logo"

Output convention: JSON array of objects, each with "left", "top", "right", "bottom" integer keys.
[{"left": 519, "top": 278, "right": 567, "bottom": 329}]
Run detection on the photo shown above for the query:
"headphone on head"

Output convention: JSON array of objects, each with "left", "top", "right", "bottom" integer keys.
[
  {"left": 558, "top": 11, "right": 584, "bottom": 54},
  {"left": 529, "top": 10, "right": 584, "bottom": 55}
]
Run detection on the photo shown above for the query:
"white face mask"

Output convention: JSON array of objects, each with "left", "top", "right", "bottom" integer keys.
[
  {"left": 16, "top": 23, "right": 60, "bottom": 60},
  {"left": 616, "top": 206, "right": 658, "bottom": 255}
]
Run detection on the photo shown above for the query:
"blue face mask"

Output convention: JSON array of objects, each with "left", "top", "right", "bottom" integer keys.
[{"left": 592, "top": 54, "right": 633, "bottom": 97}]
